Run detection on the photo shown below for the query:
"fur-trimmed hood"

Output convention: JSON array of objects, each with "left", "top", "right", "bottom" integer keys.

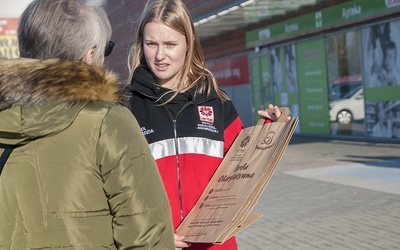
[
  {"left": 0, "top": 58, "right": 129, "bottom": 110},
  {"left": 0, "top": 58, "right": 130, "bottom": 146}
]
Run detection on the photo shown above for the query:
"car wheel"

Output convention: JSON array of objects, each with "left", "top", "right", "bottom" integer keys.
[{"left": 337, "top": 110, "right": 352, "bottom": 125}]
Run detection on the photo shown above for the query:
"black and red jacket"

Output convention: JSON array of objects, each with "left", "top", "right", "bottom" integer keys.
[{"left": 129, "top": 66, "right": 243, "bottom": 249}]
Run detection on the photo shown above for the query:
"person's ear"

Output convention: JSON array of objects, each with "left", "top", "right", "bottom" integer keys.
[{"left": 82, "top": 48, "right": 95, "bottom": 65}]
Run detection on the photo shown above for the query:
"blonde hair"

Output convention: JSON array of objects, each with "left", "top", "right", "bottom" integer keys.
[{"left": 128, "top": 0, "right": 228, "bottom": 103}]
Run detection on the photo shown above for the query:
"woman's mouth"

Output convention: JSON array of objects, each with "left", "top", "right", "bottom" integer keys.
[{"left": 155, "top": 63, "right": 169, "bottom": 70}]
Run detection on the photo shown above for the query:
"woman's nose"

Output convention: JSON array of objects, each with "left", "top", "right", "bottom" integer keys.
[{"left": 156, "top": 47, "right": 165, "bottom": 60}]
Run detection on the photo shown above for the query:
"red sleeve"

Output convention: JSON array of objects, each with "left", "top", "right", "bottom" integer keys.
[{"left": 223, "top": 116, "right": 243, "bottom": 155}]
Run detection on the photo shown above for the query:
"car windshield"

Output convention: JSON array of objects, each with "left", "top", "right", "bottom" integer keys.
[
  {"left": 329, "top": 81, "right": 362, "bottom": 100},
  {"left": 342, "top": 86, "right": 362, "bottom": 99}
]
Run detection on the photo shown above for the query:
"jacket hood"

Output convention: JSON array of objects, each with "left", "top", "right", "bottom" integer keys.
[
  {"left": 130, "top": 66, "right": 217, "bottom": 104},
  {"left": 131, "top": 66, "right": 172, "bottom": 101},
  {"left": 0, "top": 58, "right": 130, "bottom": 146}
]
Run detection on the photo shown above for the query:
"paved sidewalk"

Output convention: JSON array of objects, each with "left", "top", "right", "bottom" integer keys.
[{"left": 236, "top": 136, "right": 400, "bottom": 250}]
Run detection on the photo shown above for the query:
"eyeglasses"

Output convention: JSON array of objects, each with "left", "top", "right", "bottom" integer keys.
[{"left": 104, "top": 41, "right": 115, "bottom": 57}]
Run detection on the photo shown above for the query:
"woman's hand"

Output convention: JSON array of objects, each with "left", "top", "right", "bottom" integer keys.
[
  {"left": 174, "top": 233, "right": 191, "bottom": 249},
  {"left": 257, "top": 104, "right": 291, "bottom": 122}
]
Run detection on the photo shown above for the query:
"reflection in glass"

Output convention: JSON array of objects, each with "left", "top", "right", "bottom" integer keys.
[{"left": 326, "top": 30, "right": 364, "bottom": 136}]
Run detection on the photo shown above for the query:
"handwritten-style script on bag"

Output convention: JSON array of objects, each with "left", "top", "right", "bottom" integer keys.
[{"left": 176, "top": 108, "right": 299, "bottom": 244}]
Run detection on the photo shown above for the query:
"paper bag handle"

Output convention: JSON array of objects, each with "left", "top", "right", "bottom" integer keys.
[{"left": 257, "top": 107, "right": 290, "bottom": 125}]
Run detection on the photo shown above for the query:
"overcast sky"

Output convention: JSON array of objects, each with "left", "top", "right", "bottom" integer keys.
[{"left": 0, "top": 0, "right": 33, "bottom": 18}]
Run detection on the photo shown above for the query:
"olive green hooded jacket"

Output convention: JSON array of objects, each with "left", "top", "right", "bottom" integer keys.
[{"left": 0, "top": 58, "right": 174, "bottom": 249}]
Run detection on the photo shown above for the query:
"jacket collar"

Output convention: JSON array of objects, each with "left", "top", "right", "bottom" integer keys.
[{"left": 130, "top": 66, "right": 217, "bottom": 104}]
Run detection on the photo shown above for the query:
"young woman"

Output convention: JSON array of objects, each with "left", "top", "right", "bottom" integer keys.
[{"left": 128, "top": 0, "right": 287, "bottom": 249}]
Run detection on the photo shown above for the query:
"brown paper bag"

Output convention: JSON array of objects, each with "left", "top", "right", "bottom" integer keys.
[{"left": 176, "top": 107, "right": 299, "bottom": 243}]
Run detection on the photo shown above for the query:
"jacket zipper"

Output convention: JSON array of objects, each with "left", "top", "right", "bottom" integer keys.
[
  {"left": 171, "top": 101, "right": 193, "bottom": 221},
  {"left": 172, "top": 119, "right": 184, "bottom": 220}
]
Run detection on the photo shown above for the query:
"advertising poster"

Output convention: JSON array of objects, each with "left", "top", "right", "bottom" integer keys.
[
  {"left": 296, "top": 38, "right": 330, "bottom": 134},
  {"left": 284, "top": 43, "right": 300, "bottom": 132},
  {"left": 365, "top": 101, "right": 400, "bottom": 139},
  {"left": 362, "top": 19, "right": 400, "bottom": 101},
  {"left": 260, "top": 53, "right": 271, "bottom": 108},
  {"left": 362, "top": 19, "right": 400, "bottom": 138},
  {"left": 250, "top": 52, "right": 275, "bottom": 124},
  {"left": 269, "top": 44, "right": 301, "bottom": 133},
  {"left": 285, "top": 44, "right": 298, "bottom": 93},
  {"left": 269, "top": 47, "right": 284, "bottom": 96},
  {"left": 0, "top": 18, "right": 19, "bottom": 58}
]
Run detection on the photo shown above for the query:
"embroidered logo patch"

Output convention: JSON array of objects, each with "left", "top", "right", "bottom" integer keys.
[{"left": 198, "top": 106, "right": 214, "bottom": 123}]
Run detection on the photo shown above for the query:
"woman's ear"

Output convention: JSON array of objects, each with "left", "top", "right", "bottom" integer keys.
[{"left": 82, "top": 48, "right": 96, "bottom": 65}]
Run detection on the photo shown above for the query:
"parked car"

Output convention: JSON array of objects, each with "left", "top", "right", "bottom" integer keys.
[
  {"left": 329, "top": 80, "right": 362, "bottom": 101},
  {"left": 329, "top": 86, "right": 364, "bottom": 125}
]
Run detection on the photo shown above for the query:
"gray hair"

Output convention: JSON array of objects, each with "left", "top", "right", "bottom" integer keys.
[{"left": 18, "top": 0, "right": 111, "bottom": 66}]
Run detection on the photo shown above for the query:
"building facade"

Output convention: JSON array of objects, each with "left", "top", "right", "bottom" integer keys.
[{"left": 105, "top": 0, "right": 400, "bottom": 141}]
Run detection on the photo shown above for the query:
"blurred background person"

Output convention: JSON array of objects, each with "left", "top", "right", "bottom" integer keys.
[{"left": 382, "top": 40, "right": 400, "bottom": 86}]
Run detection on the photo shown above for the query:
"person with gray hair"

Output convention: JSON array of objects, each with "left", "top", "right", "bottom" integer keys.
[
  {"left": 0, "top": 0, "right": 175, "bottom": 249},
  {"left": 18, "top": 0, "right": 113, "bottom": 65}
]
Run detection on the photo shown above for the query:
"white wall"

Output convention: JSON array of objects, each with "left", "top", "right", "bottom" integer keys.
[{"left": 0, "top": 0, "right": 33, "bottom": 18}]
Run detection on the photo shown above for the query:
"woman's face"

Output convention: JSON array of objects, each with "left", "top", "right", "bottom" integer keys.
[{"left": 143, "top": 21, "right": 187, "bottom": 88}]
